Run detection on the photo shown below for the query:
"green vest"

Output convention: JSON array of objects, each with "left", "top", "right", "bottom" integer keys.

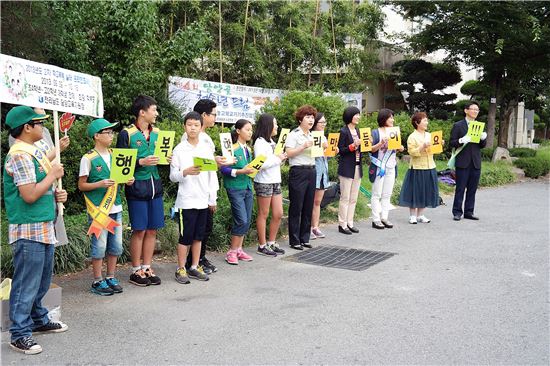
[
  {"left": 82, "top": 150, "right": 122, "bottom": 207},
  {"left": 3, "top": 154, "right": 55, "bottom": 224},
  {"left": 223, "top": 144, "right": 253, "bottom": 190},
  {"left": 124, "top": 125, "right": 160, "bottom": 181}
]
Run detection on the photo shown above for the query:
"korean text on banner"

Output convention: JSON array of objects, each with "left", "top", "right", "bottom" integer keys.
[
  {"left": 193, "top": 157, "right": 218, "bottom": 171},
  {"left": 246, "top": 155, "right": 267, "bottom": 178},
  {"left": 359, "top": 128, "right": 372, "bottom": 152},
  {"left": 274, "top": 128, "right": 290, "bottom": 155},
  {"left": 220, "top": 133, "right": 233, "bottom": 158},
  {"left": 467, "top": 121, "right": 485, "bottom": 144},
  {"left": 153, "top": 130, "right": 175, "bottom": 165},
  {"left": 387, "top": 127, "right": 402, "bottom": 150},
  {"left": 110, "top": 149, "right": 137, "bottom": 183},
  {"left": 0, "top": 54, "right": 104, "bottom": 117},
  {"left": 311, "top": 131, "right": 324, "bottom": 157},
  {"left": 430, "top": 130, "right": 443, "bottom": 154},
  {"left": 325, "top": 133, "right": 340, "bottom": 157}
]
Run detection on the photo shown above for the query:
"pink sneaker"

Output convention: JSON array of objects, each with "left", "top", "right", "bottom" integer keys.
[
  {"left": 236, "top": 248, "right": 253, "bottom": 262},
  {"left": 225, "top": 250, "right": 238, "bottom": 265}
]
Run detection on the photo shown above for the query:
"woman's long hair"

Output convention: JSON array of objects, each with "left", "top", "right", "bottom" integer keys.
[{"left": 252, "top": 113, "right": 275, "bottom": 144}]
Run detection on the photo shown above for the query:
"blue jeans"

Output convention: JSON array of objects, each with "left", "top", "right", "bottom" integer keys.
[
  {"left": 226, "top": 188, "right": 253, "bottom": 236},
  {"left": 9, "top": 239, "right": 54, "bottom": 341},
  {"left": 88, "top": 212, "right": 123, "bottom": 259}
]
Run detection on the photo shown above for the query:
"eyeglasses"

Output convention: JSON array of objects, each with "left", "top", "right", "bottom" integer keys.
[
  {"left": 467, "top": 108, "right": 480, "bottom": 112},
  {"left": 99, "top": 130, "right": 115, "bottom": 135},
  {"left": 28, "top": 121, "right": 45, "bottom": 127}
]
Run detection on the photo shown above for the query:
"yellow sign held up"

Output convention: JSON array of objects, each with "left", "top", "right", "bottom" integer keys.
[
  {"left": 246, "top": 154, "right": 267, "bottom": 178},
  {"left": 467, "top": 121, "right": 485, "bottom": 143},
  {"left": 220, "top": 133, "right": 233, "bottom": 158},
  {"left": 311, "top": 131, "right": 324, "bottom": 157},
  {"left": 359, "top": 128, "right": 372, "bottom": 152},
  {"left": 387, "top": 127, "right": 401, "bottom": 150},
  {"left": 274, "top": 129, "right": 290, "bottom": 155},
  {"left": 110, "top": 148, "right": 138, "bottom": 183},
  {"left": 154, "top": 130, "right": 175, "bottom": 165},
  {"left": 325, "top": 133, "right": 340, "bottom": 157},
  {"left": 193, "top": 157, "right": 218, "bottom": 171},
  {"left": 430, "top": 130, "right": 443, "bottom": 155}
]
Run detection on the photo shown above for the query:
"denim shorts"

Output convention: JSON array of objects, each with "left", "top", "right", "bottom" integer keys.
[
  {"left": 226, "top": 188, "right": 253, "bottom": 236},
  {"left": 89, "top": 212, "right": 123, "bottom": 259},
  {"left": 254, "top": 182, "right": 282, "bottom": 197},
  {"left": 127, "top": 197, "right": 165, "bottom": 231}
]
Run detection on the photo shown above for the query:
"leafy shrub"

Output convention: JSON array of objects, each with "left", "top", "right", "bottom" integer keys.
[
  {"left": 514, "top": 156, "right": 550, "bottom": 178},
  {"left": 479, "top": 161, "right": 516, "bottom": 186},
  {"left": 481, "top": 147, "right": 495, "bottom": 161},
  {"left": 509, "top": 147, "right": 536, "bottom": 158}
]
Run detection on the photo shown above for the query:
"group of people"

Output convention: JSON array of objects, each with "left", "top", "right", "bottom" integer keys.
[{"left": 3, "top": 95, "right": 486, "bottom": 354}]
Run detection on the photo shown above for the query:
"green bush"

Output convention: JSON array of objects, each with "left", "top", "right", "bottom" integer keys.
[
  {"left": 479, "top": 161, "right": 516, "bottom": 186},
  {"left": 514, "top": 156, "right": 550, "bottom": 178},
  {"left": 509, "top": 147, "right": 536, "bottom": 158},
  {"left": 481, "top": 147, "right": 495, "bottom": 161}
]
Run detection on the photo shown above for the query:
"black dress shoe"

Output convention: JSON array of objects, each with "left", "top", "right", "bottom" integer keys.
[
  {"left": 347, "top": 226, "right": 359, "bottom": 233},
  {"left": 464, "top": 214, "right": 479, "bottom": 220},
  {"left": 453, "top": 215, "right": 461, "bottom": 221},
  {"left": 338, "top": 226, "right": 353, "bottom": 235},
  {"left": 381, "top": 220, "right": 393, "bottom": 228},
  {"left": 372, "top": 221, "right": 385, "bottom": 229},
  {"left": 290, "top": 243, "right": 303, "bottom": 250},
  {"left": 301, "top": 242, "right": 312, "bottom": 248}
]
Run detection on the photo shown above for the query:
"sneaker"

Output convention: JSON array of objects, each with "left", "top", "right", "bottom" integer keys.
[
  {"left": 310, "top": 230, "right": 317, "bottom": 240},
  {"left": 269, "top": 243, "right": 285, "bottom": 255},
  {"left": 175, "top": 267, "right": 191, "bottom": 284},
  {"left": 200, "top": 257, "right": 218, "bottom": 273},
  {"left": 129, "top": 269, "right": 151, "bottom": 287},
  {"left": 33, "top": 321, "right": 68, "bottom": 335},
  {"left": 312, "top": 228, "right": 325, "bottom": 238},
  {"left": 236, "top": 248, "right": 253, "bottom": 262},
  {"left": 409, "top": 216, "right": 418, "bottom": 224},
  {"left": 144, "top": 268, "right": 161, "bottom": 285},
  {"left": 257, "top": 245, "right": 277, "bottom": 257},
  {"left": 105, "top": 277, "right": 123, "bottom": 293},
  {"left": 226, "top": 250, "right": 238, "bottom": 265},
  {"left": 188, "top": 266, "right": 209, "bottom": 281},
  {"left": 10, "top": 337, "right": 42, "bottom": 355},
  {"left": 417, "top": 215, "right": 431, "bottom": 223},
  {"left": 91, "top": 280, "right": 115, "bottom": 296}
]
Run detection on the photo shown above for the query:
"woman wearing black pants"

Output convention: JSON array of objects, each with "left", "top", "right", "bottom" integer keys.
[{"left": 285, "top": 105, "right": 318, "bottom": 250}]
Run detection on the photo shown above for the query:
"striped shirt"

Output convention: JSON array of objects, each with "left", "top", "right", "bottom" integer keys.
[{"left": 5, "top": 152, "right": 56, "bottom": 245}]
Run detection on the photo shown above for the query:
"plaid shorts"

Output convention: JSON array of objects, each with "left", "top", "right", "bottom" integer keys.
[{"left": 253, "top": 182, "right": 282, "bottom": 197}]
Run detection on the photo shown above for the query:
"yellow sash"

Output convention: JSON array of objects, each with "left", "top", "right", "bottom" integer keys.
[{"left": 9, "top": 141, "right": 53, "bottom": 175}]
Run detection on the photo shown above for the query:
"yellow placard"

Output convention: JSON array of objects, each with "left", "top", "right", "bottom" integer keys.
[
  {"left": 430, "top": 130, "right": 443, "bottom": 155},
  {"left": 193, "top": 157, "right": 218, "bottom": 171},
  {"left": 110, "top": 148, "right": 138, "bottom": 183},
  {"left": 246, "top": 154, "right": 267, "bottom": 178},
  {"left": 325, "top": 133, "right": 340, "bottom": 157},
  {"left": 220, "top": 133, "right": 233, "bottom": 158},
  {"left": 467, "top": 121, "right": 485, "bottom": 143},
  {"left": 387, "top": 127, "right": 401, "bottom": 150},
  {"left": 274, "top": 128, "right": 290, "bottom": 155},
  {"left": 153, "top": 130, "right": 175, "bottom": 165},
  {"left": 311, "top": 131, "right": 324, "bottom": 157},
  {"left": 359, "top": 128, "right": 372, "bottom": 152}
]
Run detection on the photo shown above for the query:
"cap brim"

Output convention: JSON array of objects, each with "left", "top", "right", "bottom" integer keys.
[
  {"left": 98, "top": 121, "right": 119, "bottom": 132},
  {"left": 31, "top": 114, "right": 50, "bottom": 121}
]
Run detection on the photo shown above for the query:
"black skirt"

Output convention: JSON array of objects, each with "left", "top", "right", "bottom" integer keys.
[{"left": 398, "top": 168, "right": 439, "bottom": 208}]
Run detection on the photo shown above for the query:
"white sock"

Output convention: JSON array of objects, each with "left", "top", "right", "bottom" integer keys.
[
  {"left": 141, "top": 264, "right": 151, "bottom": 271},
  {"left": 259, "top": 244, "right": 266, "bottom": 248},
  {"left": 132, "top": 266, "right": 141, "bottom": 273},
  {"left": 267, "top": 241, "right": 275, "bottom": 246},
  {"left": 190, "top": 265, "right": 197, "bottom": 270}
]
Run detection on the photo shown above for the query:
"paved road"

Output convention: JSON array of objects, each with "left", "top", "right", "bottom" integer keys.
[{"left": 2, "top": 180, "right": 549, "bottom": 365}]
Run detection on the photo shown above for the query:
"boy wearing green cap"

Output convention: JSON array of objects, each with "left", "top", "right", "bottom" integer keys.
[
  {"left": 3, "top": 106, "right": 68, "bottom": 355},
  {"left": 78, "top": 119, "right": 134, "bottom": 296}
]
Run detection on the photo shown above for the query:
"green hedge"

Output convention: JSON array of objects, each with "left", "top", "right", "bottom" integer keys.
[
  {"left": 509, "top": 147, "right": 536, "bottom": 158},
  {"left": 514, "top": 156, "right": 550, "bottom": 178}
]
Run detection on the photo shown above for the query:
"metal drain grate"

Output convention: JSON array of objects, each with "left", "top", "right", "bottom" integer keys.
[{"left": 283, "top": 245, "right": 396, "bottom": 271}]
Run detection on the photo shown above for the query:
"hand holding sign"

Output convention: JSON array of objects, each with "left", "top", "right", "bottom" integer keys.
[
  {"left": 311, "top": 131, "right": 324, "bottom": 157},
  {"left": 467, "top": 121, "right": 485, "bottom": 143},
  {"left": 325, "top": 133, "right": 340, "bottom": 157},
  {"left": 274, "top": 129, "right": 290, "bottom": 155},
  {"left": 110, "top": 148, "right": 138, "bottom": 183},
  {"left": 359, "top": 128, "right": 372, "bottom": 152},
  {"left": 429, "top": 130, "right": 443, "bottom": 154},
  {"left": 246, "top": 154, "right": 267, "bottom": 178},
  {"left": 154, "top": 130, "right": 175, "bottom": 165},
  {"left": 387, "top": 127, "right": 401, "bottom": 150}
]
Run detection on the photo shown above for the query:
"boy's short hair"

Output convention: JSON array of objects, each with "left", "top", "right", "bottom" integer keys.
[
  {"left": 9, "top": 125, "right": 25, "bottom": 139},
  {"left": 131, "top": 95, "right": 157, "bottom": 118},
  {"left": 193, "top": 99, "right": 217, "bottom": 115},
  {"left": 184, "top": 111, "right": 203, "bottom": 126},
  {"left": 294, "top": 105, "right": 317, "bottom": 123}
]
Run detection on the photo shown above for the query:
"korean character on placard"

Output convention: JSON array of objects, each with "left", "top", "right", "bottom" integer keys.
[{"left": 116, "top": 153, "right": 133, "bottom": 175}]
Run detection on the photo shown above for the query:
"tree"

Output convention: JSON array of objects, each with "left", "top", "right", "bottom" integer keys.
[
  {"left": 392, "top": 1, "right": 550, "bottom": 147},
  {"left": 392, "top": 59, "right": 461, "bottom": 116}
]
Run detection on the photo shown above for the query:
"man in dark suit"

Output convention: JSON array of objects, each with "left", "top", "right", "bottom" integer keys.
[{"left": 449, "top": 101, "right": 487, "bottom": 221}]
